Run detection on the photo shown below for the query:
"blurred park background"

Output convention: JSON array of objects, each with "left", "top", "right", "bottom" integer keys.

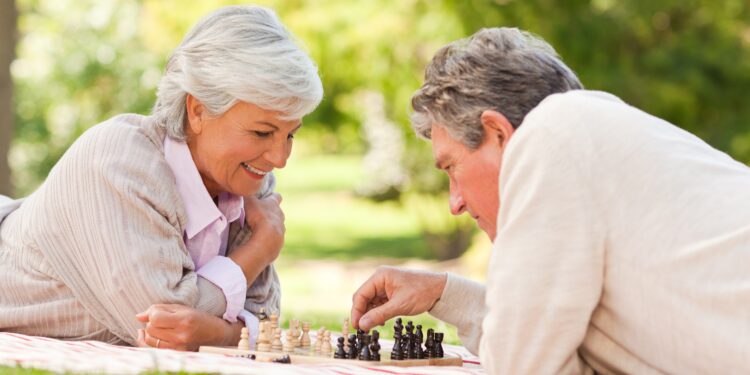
[{"left": 0, "top": 0, "right": 749, "bottom": 345}]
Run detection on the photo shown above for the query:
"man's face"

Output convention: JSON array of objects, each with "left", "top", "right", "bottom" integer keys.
[{"left": 432, "top": 123, "right": 504, "bottom": 240}]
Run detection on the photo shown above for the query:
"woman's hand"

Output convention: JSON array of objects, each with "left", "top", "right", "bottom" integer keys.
[
  {"left": 135, "top": 304, "right": 242, "bottom": 351},
  {"left": 229, "top": 193, "right": 285, "bottom": 284},
  {"left": 243, "top": 192, "right": 285, "bottom": 264}
]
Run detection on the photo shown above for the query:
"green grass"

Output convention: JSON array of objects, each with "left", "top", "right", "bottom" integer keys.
[{"left": 275, "top": 153, "right": 434, "bottom": 260}]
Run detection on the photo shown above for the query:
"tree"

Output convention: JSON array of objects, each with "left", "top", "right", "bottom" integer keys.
[{"left": 0, "top": 0, "right": 16, "bottom": 196}]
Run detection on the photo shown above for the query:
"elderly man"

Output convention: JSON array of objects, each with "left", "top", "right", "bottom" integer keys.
[{"left": 351, "top": 28, "right": 750, "bottom": 374}]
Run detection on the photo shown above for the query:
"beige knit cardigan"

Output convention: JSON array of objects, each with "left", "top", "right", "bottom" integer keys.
[{"left": 0, "top": 114, "right": 280, "bottom": 345}]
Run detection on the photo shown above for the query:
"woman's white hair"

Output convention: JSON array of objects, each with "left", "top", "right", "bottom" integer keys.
[{"left": 152, "top": 5, "right": 323, "bottom": 140}]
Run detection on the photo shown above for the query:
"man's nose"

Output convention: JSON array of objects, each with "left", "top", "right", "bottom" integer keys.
[{"left": 449, "top": 190, "right": 466, "bottom": 216}]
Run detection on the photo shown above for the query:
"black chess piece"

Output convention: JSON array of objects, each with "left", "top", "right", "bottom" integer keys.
[
  {"left": 371, "top": 330, "right": 381, "bottom": 361},
  {"left": 415, "top": 325, "right": 424, "bottom": 358},
  {"left": 390, "top": 332, "right": 402, "bottom": 360},
  {"left": 334, "top": 336, "right": 347, "bottom": 359},
  {"left": 435, "top": 332, "right": 444, "bottom": 358},
  {"left": 273, "top": 354, "right": 291, "bottom": 364},
  {"left": 358, "top": 335, "right": 372, "bottom": 361},
  {"left": 425, "top": 328, "right": 435, "bottom": 358},
  {"left": 347, "top": 334, "right": 358, "bottom": 359}
]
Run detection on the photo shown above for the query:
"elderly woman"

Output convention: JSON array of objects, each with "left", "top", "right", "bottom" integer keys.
[{"left": 0, "top": 5, "right": 322, "bottom": 351}]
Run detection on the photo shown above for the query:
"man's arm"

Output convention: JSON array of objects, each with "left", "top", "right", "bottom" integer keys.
[{"left": 428, "top": 273, "right": 486, "bottom": 354}]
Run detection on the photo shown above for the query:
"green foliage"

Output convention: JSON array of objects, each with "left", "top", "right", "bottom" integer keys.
[{"left": 11, "top": 0, "right": 749, "bottom": 195}]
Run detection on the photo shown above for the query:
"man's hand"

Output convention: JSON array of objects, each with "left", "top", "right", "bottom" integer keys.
[
  {"left": 351, "top": 266, "right": 448, "bottom": 331},
  {"left": 135, "top": 304, "right": 242, "bottom": 351}
]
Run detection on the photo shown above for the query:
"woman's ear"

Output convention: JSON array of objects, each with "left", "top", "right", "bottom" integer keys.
[
  {"left": 185, "top": 94, "right": 206, "bottom": 135},
  {"left": 480, "top": 110, "right": 515, "bottom": 149}
]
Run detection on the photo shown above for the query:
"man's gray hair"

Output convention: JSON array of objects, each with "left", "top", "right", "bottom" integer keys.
[
  {"left": 411, "top": 27, "right": 582, "bottom": 148},
  {"left": 152, "top": 5, "right": 323, "bottom": 140}
]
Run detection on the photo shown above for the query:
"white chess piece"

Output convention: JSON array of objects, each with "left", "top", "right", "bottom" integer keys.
[
  {"left": 238, "top": 327, "right": 250, "bottom": 351},
  {"left": 342, "top": 318, "right": 350, "bottom": 351},
  {"left": 256, "top": 321, "right": 272, "bottom": 352},
  {"left": 314, "top": 327, "right": 325, "bottom": 353},
  {"left": 320, "top": 330, "right": 332, "bottom": 355},
  {"left": 271, "top": 327, "right": 283, "bottom": 351},
  {"left": 300, "top": 322, "right": 311, "bottom": 348},
  {"left": 283, "top": 328, "right": 296, "bottom": 353}
]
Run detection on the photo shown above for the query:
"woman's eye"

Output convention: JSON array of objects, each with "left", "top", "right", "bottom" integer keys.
[{"left": 253, "top": 131, "right": 272, "bottom": 138}]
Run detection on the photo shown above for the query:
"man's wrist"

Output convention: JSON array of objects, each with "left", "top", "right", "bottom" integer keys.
[{"left": 428, "top": 272, "right": 448, "bottom": 312}]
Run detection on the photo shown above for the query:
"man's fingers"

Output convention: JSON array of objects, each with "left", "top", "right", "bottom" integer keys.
[
  {"left": 359, "top": 300, "right": 401, "bottom": 331},
  {"left": 351, "top": 272, "right": 389, "bottom": 329}
]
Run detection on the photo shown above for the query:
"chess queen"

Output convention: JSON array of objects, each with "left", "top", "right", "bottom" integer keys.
[{"left": 0, "top": 5, "right": 322, "bottom": 351}]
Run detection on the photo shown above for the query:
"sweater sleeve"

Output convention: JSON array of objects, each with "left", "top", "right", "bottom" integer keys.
[
  {"left": 29, "top": 121, "right": 226, "bottom": 345},
  {"left": 428, "top": 273, "right": 486, "bottom": 354},
  {"left": 479, "top": 107, "right": 605, "bottom": 374}
]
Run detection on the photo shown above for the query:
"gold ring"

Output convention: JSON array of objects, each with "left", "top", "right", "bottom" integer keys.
[{"left": 156, "top": 338, "right": 161, "bottom": 348}]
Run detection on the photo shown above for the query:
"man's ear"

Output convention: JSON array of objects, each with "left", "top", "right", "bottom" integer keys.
[
  {"left": 480, "top": 110, "right": 515, "bottom": 149},
  {"left": 185, "top": 94, "right": 206, "bottom": 135}
]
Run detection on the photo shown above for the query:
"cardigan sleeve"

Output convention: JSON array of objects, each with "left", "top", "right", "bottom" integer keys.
[{"left": 29, "top": 120, "right": 227, "bottom": 345}]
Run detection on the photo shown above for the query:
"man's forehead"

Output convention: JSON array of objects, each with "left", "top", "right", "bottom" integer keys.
[{"left": 431, "top": 125, "right": 454, "bottom": 168}]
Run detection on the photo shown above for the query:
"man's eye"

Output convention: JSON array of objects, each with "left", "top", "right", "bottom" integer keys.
[
  {"left": 253, "top": 131, "right": 272, "bottom": 138},
  {"left": 287, "top": 133, "right": 295, "bottom": 140}
]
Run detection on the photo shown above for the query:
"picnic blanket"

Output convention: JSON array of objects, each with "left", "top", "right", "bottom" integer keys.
[{"left": 0, "top": 332, "right": 483, "bottom": 374}]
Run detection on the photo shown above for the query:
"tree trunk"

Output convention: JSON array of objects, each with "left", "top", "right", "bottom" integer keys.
[{"left": 0, "top": 0, "right": 17, "bottom": 196}]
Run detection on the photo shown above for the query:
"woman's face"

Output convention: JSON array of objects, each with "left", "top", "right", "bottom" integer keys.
[{"left": 185, "top": 97, "right": 300, "bottom": 198}]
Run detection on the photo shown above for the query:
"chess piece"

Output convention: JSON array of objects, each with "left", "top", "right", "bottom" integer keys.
[
  {"left": 370, "top": 330, "right": 381, "bottom": 361},
  {"left": 271, "top": 327, "right": 283, "bottom": 351},
  {"left": 300, "top": 321, "right": 311, "bottom": 348},
  {"left": 342, "top": 318, "right": 350, "bottom": 351},
  {"left": 425, "top": 328, "right": 435, "bottom": 358},
  {"left": 358, "top": 335, "right": 371, "bottom": 361},
  {"left": 320, "top": 330, "right": 332, "bottom": 355},
  {"left": 415, "top": 324, "right": 424, "bottom": 359},
  {"left": 238, "top": 327, "right": 251, "bottom": 350},
  {"left": 273, "top": 354, "right": 291, "bottom": 364},
  {"left": 314, "top": 327, "right": 325, "bottom": 353},
  {"left": 334, "top": 336, "right": 347, "bottom": 359},
  {"left": 257, "top": 321, "right": 272, "bottom": 352},
  {"left": 283, "top": 329, "right": 296, "bottom": 353},
  {"left": 347, "top": 334, "right": 358, "bottom": 359},
  {"left": 270, "top": 312, "right": 279, "bottom": 332},
  {"left": 258, "top": 307, "right": 269, "bottom": 321},
  {"left": 435, "top": 332, "right": 444, "bottom": 358},
  {"left": 390, "top": 331, "right": 402, "bottom": 360}
]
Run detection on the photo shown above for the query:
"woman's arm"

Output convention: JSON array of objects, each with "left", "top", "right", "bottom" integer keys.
[{"left": 136, "top": 304, "right": 243, "bottom": 351}]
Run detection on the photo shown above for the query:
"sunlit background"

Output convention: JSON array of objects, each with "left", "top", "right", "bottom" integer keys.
[{"left": 1, "top": 0, "right": 749, "bottom": 345}]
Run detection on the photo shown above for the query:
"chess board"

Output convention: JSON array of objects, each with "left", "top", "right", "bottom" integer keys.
[{"left": 199, "top": 345, "right": 464, "bottom": 367}]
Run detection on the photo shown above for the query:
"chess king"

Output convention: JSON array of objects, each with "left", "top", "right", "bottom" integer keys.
[{"left": 351, "top": 28, "right": 750, "bottom": 374}]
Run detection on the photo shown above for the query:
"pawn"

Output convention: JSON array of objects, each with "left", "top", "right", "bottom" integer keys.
[
  {"left": 237, "top": 327, "right": 250, "bottom": 350},
  {"left": 334, "top": 336, "right": 347, "bottom": 359},
  {"left": 435, "top": 332, "right": 444, "bottom": 358},
  {"left": 271, "top": 327, "right": 283, "bottom": 351},
  {"left": 347, "top": 334, "right": 358, "bottom": 359},
  {"left": 314, "top": 327, "right": 325, "bottom": 353},
  {"left": 300, "top": 322, "right": 311, "bottom": 348},
  {"left": 283, "top": 329, "right": 296, "bottom": 353},
  {"left": 370, "top": 330, "right": 381, "bottom": 361},
  {"left": 358, "top": 335, "right": 371, "bottom": 361},
  {"left": 258, "top": 307, "right": 268, "bottom": 321},
  {"left": 342, "top": 318, "right": 351, "bottom": 351},
  {"left": 320, "top": 330, "right": 333, "bottom": 356}
]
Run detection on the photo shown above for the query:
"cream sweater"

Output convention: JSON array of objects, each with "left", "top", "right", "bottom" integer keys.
[
  {"left": 430, "top": 91, "right": 750, "bottom": 374},
  {"left": 0, "top": 114, "right": 280, "bottom": 345}
]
